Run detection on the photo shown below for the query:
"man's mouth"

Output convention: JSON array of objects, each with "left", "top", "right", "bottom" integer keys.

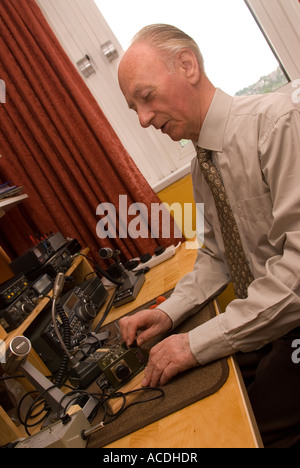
[{"left": 160, "top": 121, "right": 170, "bottom": 134}]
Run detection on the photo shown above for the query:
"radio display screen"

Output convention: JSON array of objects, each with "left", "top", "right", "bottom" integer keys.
[{"left": 65, "top": 294, "right": 77, "bottom": 310}]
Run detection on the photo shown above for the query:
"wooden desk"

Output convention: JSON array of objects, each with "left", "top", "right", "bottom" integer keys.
[
  {"left": 97, "top": 242, "right": 263, "bottom": 449},
  {"left": 0, "top": 243, "right": 263, "bottom": 448}
]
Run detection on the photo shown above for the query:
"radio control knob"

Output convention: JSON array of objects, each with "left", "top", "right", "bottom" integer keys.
[
  {"left": 21, "top": 302, "right": 33, "bottom": 313},
  {"left": 76, "top": 303, "right": 96, "bottom": 322},
  {"left": 115, "top": 363, "right": 130, "bottom": 381}
]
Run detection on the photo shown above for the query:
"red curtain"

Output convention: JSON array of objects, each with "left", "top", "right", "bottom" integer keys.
[{"left": 0, "top": 0, "right": 183, "bottom": 263}]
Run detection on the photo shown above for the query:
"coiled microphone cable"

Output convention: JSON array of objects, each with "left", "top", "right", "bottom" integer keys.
[{"left": 54, "top": 303, "right": 71, "bottom": 388}]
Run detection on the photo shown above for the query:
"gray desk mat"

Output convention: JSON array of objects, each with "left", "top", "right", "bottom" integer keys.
[{"left": 87, "top": 293, "right": 229, "bottom": 448}]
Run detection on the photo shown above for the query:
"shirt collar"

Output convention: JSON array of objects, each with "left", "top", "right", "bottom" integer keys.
[{"left": 197, "top": 88, "right": 233, "bottom": 153}]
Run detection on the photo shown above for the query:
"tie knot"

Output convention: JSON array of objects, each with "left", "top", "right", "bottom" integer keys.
[{"left": 196, "top": 147, "right": 212, "bottom": 163}]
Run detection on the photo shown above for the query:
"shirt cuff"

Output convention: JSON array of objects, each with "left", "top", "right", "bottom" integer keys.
[
  {"left": 158, "top": 293, "right": 196, "bottom": 329},
  {"left": 188, "top": 315, "right": 235, "bottom": 365}
]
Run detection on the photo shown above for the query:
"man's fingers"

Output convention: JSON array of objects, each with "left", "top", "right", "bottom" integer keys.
[
  {"left": 141, "top": 334, "right": 199, "bottom": 388},
  {"left": 119, "top": 314, "right": 146, "bottom": 346},
  {"left": 142, "top": 359, "right": 180, "bottom": 387},
  {"left": 135, "top": 326, "right": 159, "bottom": 346},
  {"left": 118, "top": 316, "right": 135, "bottom": 346},
  {"left": 119, "top": 309, "right": 172, "bottom": 347},
  {"left": 142, "top": 342, "right": 166, "bottom": 387},
  {"left": 142, "top": 360, "right": 166, "bottom": 388}
]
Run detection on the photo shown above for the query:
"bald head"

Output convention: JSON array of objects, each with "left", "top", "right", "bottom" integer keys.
[
  {"left": 130, "top": 24, "right": 205, "bottom": 73},
  {"left": 118, "top": 25, "right": 215, "bottom": 141}
]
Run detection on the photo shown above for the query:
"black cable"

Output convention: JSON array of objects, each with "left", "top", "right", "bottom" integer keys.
[
  {"left": 57, "top": 388, "right": 102, "bottom": 422},
  {"left": 74, "top": 253, "right": 123, "bottom": 286},
  {"left": 102, "top": 387, "right": 165, "bottom": 425},
  {"left": 17, "top": 389, "right": 53, "bottom": 436},
  {"left": 17, "top": 390, "right": 37, "bottom": 429},
  {"left": 15, "top": 374, "right": 164, "bottom": 441},
  {"left": 0, "top": 375, "right": 25, "bottom": 380},
  {"left": 23, "top": 385, "right": 58, "bottom": 435},
  {"left": 57, "top": 385, "right": 164, "bottom": 426},
  {"left": 81, "top": 386, "right": 165, "bottom": 440},
  {"left": 94, "top": 288, "right": 118, "bottom": 333}
]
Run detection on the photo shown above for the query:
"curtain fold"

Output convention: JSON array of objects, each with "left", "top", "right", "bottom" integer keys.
[{"left": 0, "top": 0, "right": 183, "bottom": 263}]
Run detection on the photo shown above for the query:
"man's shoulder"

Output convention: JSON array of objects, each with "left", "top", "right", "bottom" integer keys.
[{"left": 231, "top": 87, "right": 299, "bottom": 123}]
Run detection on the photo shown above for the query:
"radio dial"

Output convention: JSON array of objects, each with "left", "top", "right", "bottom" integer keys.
[
  {"left": 76, "top": 301, "right": 96, "bottom": 323},
  {"left": 115, "top": 363, "right": 131, "bottom": 381},
  {"left": 21, "top": 302, "right": 33, "bottom": 314}
]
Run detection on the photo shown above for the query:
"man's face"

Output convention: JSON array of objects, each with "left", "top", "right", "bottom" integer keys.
[{"left": 118, "top": 43, "right": 201, "bottom": 142}]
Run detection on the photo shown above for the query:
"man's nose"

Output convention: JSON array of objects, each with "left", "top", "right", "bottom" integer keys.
[{"left": 137, "top": 108, "right": 155, "bottom": 128}]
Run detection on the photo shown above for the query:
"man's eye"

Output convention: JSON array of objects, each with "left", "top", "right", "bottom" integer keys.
[
  {"left": 129, "top": 104, "right": 137, "bottom": 112},
  {"left": 143, "top": 92, "right": 153, "bottom": 102}
]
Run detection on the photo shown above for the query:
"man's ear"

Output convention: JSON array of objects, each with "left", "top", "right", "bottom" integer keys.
[{"left": 176, "top": 49, "right": 201, "bottom": 84}]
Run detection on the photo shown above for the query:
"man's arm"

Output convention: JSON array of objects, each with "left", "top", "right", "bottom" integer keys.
[
  {"left": 189, "top": 108, "right": 300, "bottom": 365},
  {"left": 158, "top": 156, "right": 231, "bottom": 328},
  {"left": 119, "top": 162, "right": 231, "bottom": 385}
]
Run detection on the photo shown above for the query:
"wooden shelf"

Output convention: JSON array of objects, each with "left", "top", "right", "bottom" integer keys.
[
  {"left": 2, "top": 248, "right": 91, "bottom": 345},
  {"left": 0, "top": 194, "right": 28, "bottom": 218}
]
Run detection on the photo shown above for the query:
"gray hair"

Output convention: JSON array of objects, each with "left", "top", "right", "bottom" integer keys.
[{"left": 131, "top": 24, "right": 205, "bottom": 72}]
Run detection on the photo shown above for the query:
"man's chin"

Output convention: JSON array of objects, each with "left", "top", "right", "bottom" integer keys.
[{"left": 161, "top": 127, "right": 184, "bottom": 142}]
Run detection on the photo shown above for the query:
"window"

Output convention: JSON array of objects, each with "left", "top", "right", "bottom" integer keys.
[{"left": 95, "top": 0, "right": 288, "bottom": 96}]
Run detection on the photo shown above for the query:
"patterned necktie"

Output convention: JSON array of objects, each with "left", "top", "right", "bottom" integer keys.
[{"left": 196, "top": 147, "right": 254, "bottom": 299}]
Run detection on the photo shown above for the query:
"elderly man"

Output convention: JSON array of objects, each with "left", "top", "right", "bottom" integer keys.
[{"left": 118, "top": 24, "right": 300, "bottom": 448}]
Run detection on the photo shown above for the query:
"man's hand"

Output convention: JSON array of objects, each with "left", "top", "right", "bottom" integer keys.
[
  {"left": 119, "top": 308, "right": 172, "bottom": 347},
  {"left": 119, "top": 309, "right": 199, "bottom": 387},
  {"left": 141, "top": 333, "right": 199, "bottom": 387}
]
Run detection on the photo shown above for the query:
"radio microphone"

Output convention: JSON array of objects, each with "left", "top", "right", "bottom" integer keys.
[
  {"left": 53, "top": 272, "right": 65, "bottom": 300},
  {"left": 99, "top": 248, "right": 121, "bottom": 259}
]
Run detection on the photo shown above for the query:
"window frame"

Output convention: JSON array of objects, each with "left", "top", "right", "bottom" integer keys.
[{"left": 245, "top": 0, "right": 300, "bottom": 81}]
